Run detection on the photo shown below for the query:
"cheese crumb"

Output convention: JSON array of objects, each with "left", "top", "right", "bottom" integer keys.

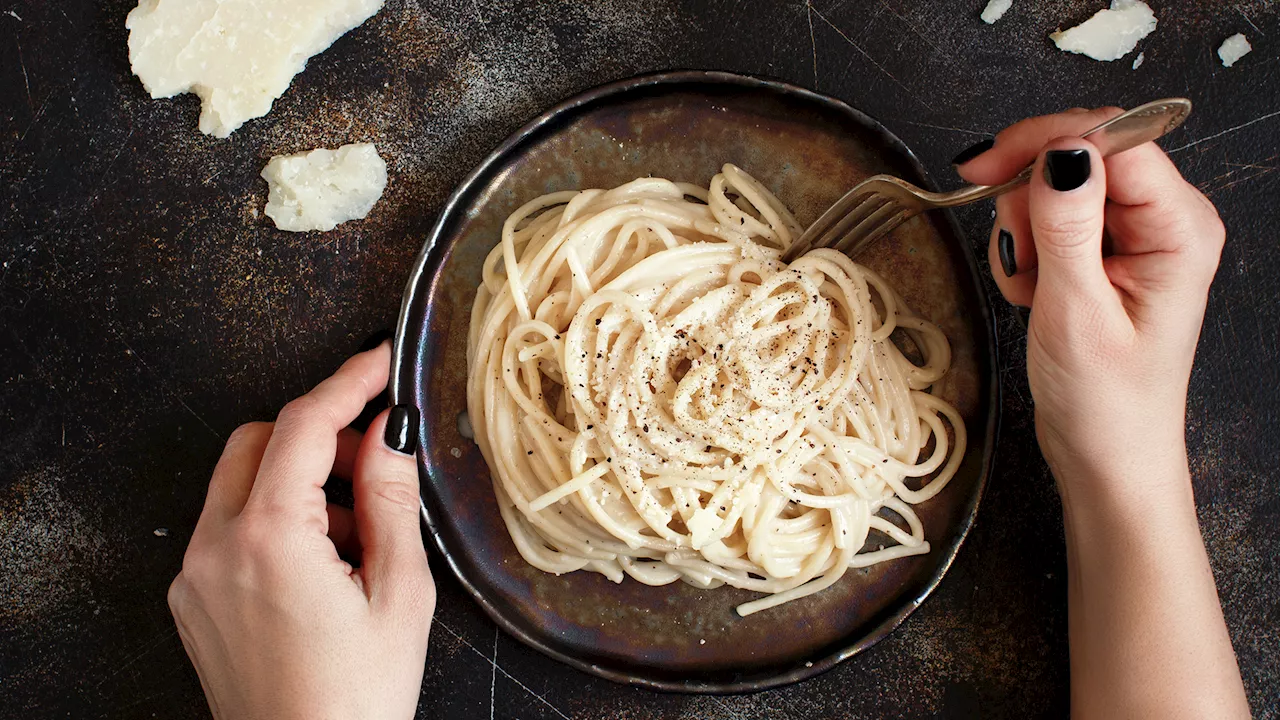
[
  {"left": 1132, "top": 51, "right": 1144, "bottom": 69},
  {"left": 126, "top": 0, "right": 385, "bottom": 137},
  {"left": 262, "top": 143, "right": 387, "bottom": 232},
  {"left": 458, "top": 411, "right": 475, "bottom": 440},
  {"left": 1218, "top": 33, "right": 1252, "bottom": 67},
  {"left": 981, "top": 0, "right": 1012, "bottom": 24},
  {"left": 1050, "top": 0, "right": 1156, "bottom": 62}
]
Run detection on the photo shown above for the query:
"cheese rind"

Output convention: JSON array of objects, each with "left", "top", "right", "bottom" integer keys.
[
  {"left": 126, "top": 0, "right": 384, "bottom": 137},
  {"left": 262, "top": 143, "right": 387, "bottom": 232}
]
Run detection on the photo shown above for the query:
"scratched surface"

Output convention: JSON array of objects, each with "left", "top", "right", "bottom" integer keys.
[{"left": 1, "top": 0, "right": 1277, "bottom": 718}]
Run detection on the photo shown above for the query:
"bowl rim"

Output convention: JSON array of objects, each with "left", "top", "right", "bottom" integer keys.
[{"left": 390, "top": 69, "right": 1001, "bottom": 693}]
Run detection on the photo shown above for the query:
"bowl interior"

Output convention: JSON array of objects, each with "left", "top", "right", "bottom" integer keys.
[{"left": 393, "top": 72, "right": 997, "bottom": 692}]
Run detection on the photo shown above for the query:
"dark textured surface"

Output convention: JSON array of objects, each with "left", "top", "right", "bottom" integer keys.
[
  {"left": 394, "top": 73, "right": 997, "bottom": 691},
  {"left": 1, "top": 0, "right": 1277, "bottom": 717}
]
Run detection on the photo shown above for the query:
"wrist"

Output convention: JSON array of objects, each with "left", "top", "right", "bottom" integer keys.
[
  {"left": 1035, "top": 398, "right": 1191, "bottom": 498},
  {"left": 1051, "top": 449, "right": 1198, "bottom": 534}
]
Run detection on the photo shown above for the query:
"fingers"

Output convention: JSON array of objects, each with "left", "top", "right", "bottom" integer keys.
[
  {"left": 1027, "top": 138, "right": 1121, "bottom": 313},
  {"left": 326, "top": 429, "right": 371, "bottom": 563},
  {"left": 201, "top": 422, "right": 274, "bottom": 527},
  {"left": 1097, "top": 141, "right": 1193, "bottom": 209},
  {"left": 1103, "top": 198, "right": 1226, "bottom": 309},
  {"left": 987, "top": 186, "right": 1039, "bottom": 307},
  {"left": 988, "top": 226, "right": 1039, "bottom": 308},
  {"left": 1102, "top": 156, "right": 1223, "bottom": 262},
  {"left": 956, "top": 107, "right": 1123, "bottom": 185},
  {"left": 352, "top": 407, "right": 433, "bottom": 610},
  {"left": 333, "top": 427, "right": 365, "bottom": 481},
  {"left": 246, "top": 342, "right": 392, "bottom": 527},
  {"left": 963, "top": 106, "right": 1225, "bottom": 345},
  {"left": 326, "top": 503, "right": 364, "bottom": 563}
]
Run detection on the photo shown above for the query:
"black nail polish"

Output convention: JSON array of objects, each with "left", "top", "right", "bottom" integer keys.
[
  {"left": 951, "top": 137, "right": 994, "bottom": 166},
  {"left": 358, "top": 328, "right": 394, "bottom": 353},
  {"left": 385, "top": 405, "right": 419, "bottom": 455},
  {"left": 1044, "top": 149, "right": 1091, "bottom": 191},
  {"left": 997, "top": 229, "right": 1017, "bottom": 277}
]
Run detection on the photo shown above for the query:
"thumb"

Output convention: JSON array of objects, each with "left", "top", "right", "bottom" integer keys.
[
  {"left": 1027, "top": 138, "right": 1112, "bottom": 304},
  {"left": 354, "top": 405, "right": 433, "bottom": 610}
]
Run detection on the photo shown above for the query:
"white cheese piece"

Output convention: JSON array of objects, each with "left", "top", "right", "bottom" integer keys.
[
  {"left": 1218, "top": 33, "right": 1252, "bottom": 67},
  {"left": 262, "top": 143, "right": 387, "bottom": 232},
  {"left": 981, "top": 0, "right": 1012, "bottom": 24},
  {"left": 126, "top": 0, "right": 384, "bottom": 138},
  {"left": 1132, "top": 51, "right": 1145, "bottom": 69},
  {"left": 1050, "top": 0, "right": 1157, "bottom": 62},
  {"left": 457, "top": 411, "right": 474, "bottom": 440}
]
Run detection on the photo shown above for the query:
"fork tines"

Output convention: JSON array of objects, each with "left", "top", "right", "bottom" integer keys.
[{"left": 783, "top": 183, "right": 914, "bottom": 263}]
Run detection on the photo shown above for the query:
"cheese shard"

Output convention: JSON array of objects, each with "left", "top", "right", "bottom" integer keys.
[
  {"left": 1218, "top": 34, "right": 1252, "bottom": 67},
  {"left": 126, "top": 0, "right": 384, "bottom": 138},
  {"left": 262, "top": 143, "right": 387, "bottom": 232},
  {"left": 981, "top": 0, "right": 1012, "bottom": 24},
  {"left": 1050, "top": 0, "right": 1156, "bottom": 62}
]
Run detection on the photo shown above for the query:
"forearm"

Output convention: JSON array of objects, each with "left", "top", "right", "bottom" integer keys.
[{"left": 1057, "top": 458, "right": 1249, "bottom": 719}]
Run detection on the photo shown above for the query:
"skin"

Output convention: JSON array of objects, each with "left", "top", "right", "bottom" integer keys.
[
  {"left": 168, "top": 342, "right": 434, "bottom": 720},
  {"left": 170, "top": 109, "right": 1250, "bottom": 719},
  {"left": 957, "top": 107, "right": 1250, "bottom": 719}
]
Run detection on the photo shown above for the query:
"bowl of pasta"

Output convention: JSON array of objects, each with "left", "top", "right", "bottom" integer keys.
[{"left": 390, "top": 70, "right": 998, "bottom": 692}]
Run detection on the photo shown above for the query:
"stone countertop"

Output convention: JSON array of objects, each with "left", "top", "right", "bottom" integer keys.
[{"left": 1, "top": 1, "right": 1277, "bottom": 717}]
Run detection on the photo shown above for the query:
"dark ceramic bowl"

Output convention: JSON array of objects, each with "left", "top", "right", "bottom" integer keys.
[{"left": 390, "top": 71, "right": 998, "bottom": 693}]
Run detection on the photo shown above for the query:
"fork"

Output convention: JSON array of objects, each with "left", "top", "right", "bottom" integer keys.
[{"left": 780, "top": 98, "right": 1193, "bottom": 264}]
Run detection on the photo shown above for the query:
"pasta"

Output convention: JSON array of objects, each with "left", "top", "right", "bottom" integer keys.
[{"left": 466, "top": 164, "right": 966, "bottom": 616}]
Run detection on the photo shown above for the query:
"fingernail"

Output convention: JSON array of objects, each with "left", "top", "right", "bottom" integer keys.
[
  {"left": 997, "top": 229, "right": 1017, "bottom": 277},
  {"left": 384, "top": 405, "right": 419, "bottom": 455},
  {"left": 951, "top": 137, "right": 994, "bottom": 166},
  {"left": 358, "top": 328, "right": 394, "bottom": 353},
  {"left": 1044, "top": 149, "right": 1091, "bottom": 191}
]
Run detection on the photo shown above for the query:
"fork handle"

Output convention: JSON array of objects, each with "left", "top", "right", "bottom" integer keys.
[{"left": 928, "top": 98, "right": 1192, "bottom": 208}]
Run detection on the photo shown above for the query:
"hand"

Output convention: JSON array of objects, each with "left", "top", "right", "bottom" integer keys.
[
  {"left": 955, "top": 108, "right": 1225, "bottom": 493},
  {"left": 168, "top": 342, "right": 435, "bottom": 720},
  {"left": 956, "top": 110, "right": 1249, "bottom": 719}
]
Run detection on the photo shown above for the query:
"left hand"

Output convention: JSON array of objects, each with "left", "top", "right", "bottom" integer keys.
[{"left": 167, "top": 342, "right": 435, "bottom": 720}]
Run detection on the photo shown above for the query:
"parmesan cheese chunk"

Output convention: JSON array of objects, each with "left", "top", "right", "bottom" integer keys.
[
  {"left": 1218, "top": 33, "right": 1252, "bottom": 67},
  {"left": 1050, "top": 0, "right": 1156, "bottom": 62},
  {"left": 126, "top": 0, "right": 384, "bottom": 138},
  {"left": 981, "top": 0, "right": 1013, "bottom": 25},
  {"left": 262, "top": 143, "right": 387, "bottom": 232}
]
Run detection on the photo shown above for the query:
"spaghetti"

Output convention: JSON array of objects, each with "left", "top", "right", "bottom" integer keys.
[{"left": 466, "top": 165, "right": 965, "bottom": 616}]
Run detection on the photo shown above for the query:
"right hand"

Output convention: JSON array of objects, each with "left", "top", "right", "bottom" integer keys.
[{"left": 954, "top": 108, "right": 1225, "bottom": 493}]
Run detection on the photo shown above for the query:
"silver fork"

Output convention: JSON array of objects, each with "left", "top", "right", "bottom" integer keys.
[{"left": 781, "top": 98, "right": 1193, "bottom": 264}]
